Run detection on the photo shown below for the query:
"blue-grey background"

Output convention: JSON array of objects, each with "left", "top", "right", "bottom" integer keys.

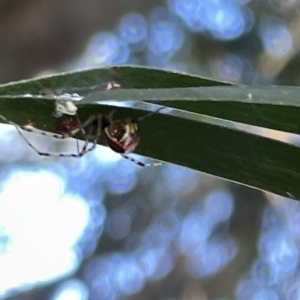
[{"left": 0, "top": 0, "right": 299, "bottom": 299}]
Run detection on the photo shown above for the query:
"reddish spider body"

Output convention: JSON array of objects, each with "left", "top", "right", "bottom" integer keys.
[{"left": 56, "top": 118, "right": 78, "bottom": 133}]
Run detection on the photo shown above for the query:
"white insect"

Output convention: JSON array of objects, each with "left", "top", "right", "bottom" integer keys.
[
  {"left": 53, "top": 99, "right": 78, "bottom": 118},
  {"left": 39, "top": 88, "right": 82, "bottom": 118}
]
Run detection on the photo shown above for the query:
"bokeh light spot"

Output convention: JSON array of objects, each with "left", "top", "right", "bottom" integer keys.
[
  {"left": 119, "top": 13, "right": 148, "bottom": 51},
  {"left": 52, "top": 280, "right": 89, "bottom": 300},
  {"left": 259, "top": 17, "right": 292, "bottom": 57},
  {"left": 0, "top": 171, "right": 89, "bottom": 296}
]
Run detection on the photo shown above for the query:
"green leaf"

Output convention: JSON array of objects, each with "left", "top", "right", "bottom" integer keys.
[
  {"left": 137, "top": 111, "right": 300, "bottom": 200},
  {"left": 0, "top": 66, "right": 299, "bottom": 200},
  {"left": 2, "top": 66, "right": 300, "bottom": 134},
  {"left": 83, "top": 85, "right": 300, "bottom": 134},
  {"left": 0, "top": 65, "right": 232, "bottom": 96}
]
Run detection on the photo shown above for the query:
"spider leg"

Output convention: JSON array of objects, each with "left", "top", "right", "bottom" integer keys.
[
  {"left": 0, "top": 114, "right": 101, "bottom": 157},
  {"left": 0, "top": 114, "right": 98, "bottom": 139},
  {"left": 0, "top": 114, "right": 66, "bottom": 139},
  {"left": 85, "top": 115, "right": 102, "bottom": 154},
  {"left": 121, "top": 154, "right": 163, "bottom": 167},
  {"left": 75, "top": 113, "right": 86, "bottom": 135},
  {"left": 137, "top": 107, "right": 165, "bottom": 122},
  {"left": 70, "top": 115, "right": 102, "bottom": 157},
  {"left": 59, "top": 114, "right": 99, "bottom": 138},
  {"left": 58, "top": 114, "right": 102, "bottom": 157}
]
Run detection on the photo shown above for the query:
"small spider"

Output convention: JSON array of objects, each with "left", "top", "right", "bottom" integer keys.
[
  {"left": 102, "top": 81, "right": 121, "bottom": 90},
  {"left": 0, "top": 108, "right": 164, "bottom": 167},
  {"left": 92, "top": 81, "right": 122, "bottom": 92}
]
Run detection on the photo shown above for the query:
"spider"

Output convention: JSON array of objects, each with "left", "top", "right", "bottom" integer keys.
[
  {"left": 101, "top": 81, "right": 121, "bottom": 91},
  {"left": 0, "top": 107, "right": 164, "bottom": 167}
]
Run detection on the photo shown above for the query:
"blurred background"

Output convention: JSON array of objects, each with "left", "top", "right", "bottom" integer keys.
[{"left": 0, "top": 0, "right": 300, "bottom": 299}]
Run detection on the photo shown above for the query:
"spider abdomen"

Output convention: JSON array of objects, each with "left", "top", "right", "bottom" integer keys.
[{"left": 103, "top": 119, "right": 140, "bottom": 153}]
